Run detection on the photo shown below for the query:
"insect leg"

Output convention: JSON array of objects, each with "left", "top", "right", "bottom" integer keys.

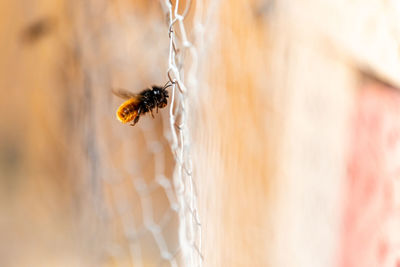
[
  {"left": 131, "top": 108, "right": 142, "bottom": 126},
  {"left": 132, "top": 115, "right": 140, "bottom": 126},
  {"left": 154, "top": 99, "right": 159, "bottom": 113},
  {"left": 148, "top": 104, "right": 155, "bottom": 118}
]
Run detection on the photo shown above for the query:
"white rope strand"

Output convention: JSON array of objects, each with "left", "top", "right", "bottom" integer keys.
[{"left": 161, "top": 0, "right": 203, "bottom": 266}]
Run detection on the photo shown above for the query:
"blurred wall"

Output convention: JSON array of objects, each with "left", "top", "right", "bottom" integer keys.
[
  {"left": 0, "top": 0, "right": 175, "bottom": 266},
  {"left": 1, "top": 0, "right": 400, "bottom": 267},
  {"left": 194, "top": 0, "right": 400, "bottom": 266}
]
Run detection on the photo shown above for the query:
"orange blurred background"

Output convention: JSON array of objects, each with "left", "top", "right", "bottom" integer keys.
[{"left": 1, "top": 0, "right": 400, "bottom": 267}]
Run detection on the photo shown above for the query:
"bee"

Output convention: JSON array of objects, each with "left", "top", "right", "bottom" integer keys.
[{"left": 113, "top": 82, "right": 171, "bottom": 126}]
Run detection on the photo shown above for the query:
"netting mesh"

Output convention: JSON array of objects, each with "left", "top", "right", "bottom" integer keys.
[
  {"left": 69, "top": 1, "right": 203, "bottom": 266},
  {"left": 160, "top": 0, "right": 203, "bottom": 266}
]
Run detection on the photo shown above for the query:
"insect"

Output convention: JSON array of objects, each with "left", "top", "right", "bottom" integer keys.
[{"left": 113, "top": 82, "right": 171, "bottom": 126}]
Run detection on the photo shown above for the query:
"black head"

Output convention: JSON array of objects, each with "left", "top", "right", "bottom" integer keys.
[{"left": 151, "top": 85, "right": 169, "bottom": 108}]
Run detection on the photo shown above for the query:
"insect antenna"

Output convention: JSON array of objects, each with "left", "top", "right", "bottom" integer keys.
[{"left": 162, "top": 80, "right": 173, "bottom": 90}]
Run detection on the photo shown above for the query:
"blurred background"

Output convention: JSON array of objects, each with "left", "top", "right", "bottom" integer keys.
[
  {"left": 0, "top": 1, "right": 178, "bottom": 266},
  {"left": 0, "top": 0, "right": 400, "bottom": 267}
]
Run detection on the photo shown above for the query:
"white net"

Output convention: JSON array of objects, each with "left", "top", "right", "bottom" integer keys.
[
  {"left": 160, "top": 0, "right": 203, "bottom": 266},
  {"left": 69, "top": 1, "right": 204, "bottom": 266}
]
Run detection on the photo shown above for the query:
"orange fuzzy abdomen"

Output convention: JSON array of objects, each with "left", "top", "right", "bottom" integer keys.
[{"left": 116, "top": 98, "right": 140, "bottom": 123}]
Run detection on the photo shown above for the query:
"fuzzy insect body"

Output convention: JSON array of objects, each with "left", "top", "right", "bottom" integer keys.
[{"left": 114, "top": 84, "right": 170, "bottom": 126}]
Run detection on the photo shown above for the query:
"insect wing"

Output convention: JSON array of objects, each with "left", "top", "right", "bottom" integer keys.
[{"left": 112, "top": 88, "right": 138, "bottom": 99}]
